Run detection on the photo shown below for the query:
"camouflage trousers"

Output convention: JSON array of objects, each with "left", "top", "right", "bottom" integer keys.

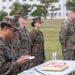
[
  {"left": 21, "top": 61, "right": 32, "bottom": 72},
  {"left": 62, "top": 50, "right": 75, "bottom": 75},
  {"left": 62, "top": 50, "right": 75, "bottom": 60}
]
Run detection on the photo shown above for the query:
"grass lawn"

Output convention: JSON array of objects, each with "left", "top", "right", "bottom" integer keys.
[
  {"left": 26, "top": 19, "right": 64, "bottom": 62},
  {"left": 42, "top": 27, "right": 62, "bottom": 61}
]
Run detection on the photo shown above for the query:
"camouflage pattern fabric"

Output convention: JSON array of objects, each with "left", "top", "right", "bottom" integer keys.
[
  {"left": 62, "top": 50, "right": 75, "bottom": 60},
  {"left": 15, "top": 26, "right": 31, "bottom": 55},
  {"left": 18, "top": 26, "right": 31, "bottom": 55},
  {"left": 16, "top": 25, "right": 31, "bottom": 71},
  {"left": 0, "top": 37, "right": 19, "bottom": 75},
  {"left": 10, "top": 17, "right": 31, "bottom": 71},
  {"left": 59, "top": 19, "right": 75, "bottom": 60},
  {"left": 29, "top": 29, "right": 46, "bottom": 67},
  {"left": 9, "top": 19, "right": 22, "bottom": 57},
  {"left": 10, "top": 35, "right": 22, "bottom": 58}
]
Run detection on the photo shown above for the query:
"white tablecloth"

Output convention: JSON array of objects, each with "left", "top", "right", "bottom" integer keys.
[{"left": 18, "top": 60, "right": 75, "bottom": 75}]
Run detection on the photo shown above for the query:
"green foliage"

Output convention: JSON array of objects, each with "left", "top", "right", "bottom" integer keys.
[
  {"left": 50, "top": 6, "right": 60, "bottom": 11},
  {"left": 10, "top": 1, "right": 31, "bottom": 16},
  {"left": 66, "top": 0, "right": 75, "bottom": 9},
  {"left": 9, "top": 1, "right": 22, "bottom": 16},
  {"left": 40, "top": 0, "right": 58, "bottom": 3},
  {"left": 0, "top": 10, "right": 8, "bottom": 21},
  {"left": 21, "top": 4, "right": 31, "bottom": 15},
  {"left": 31, "top": 0, "right": 59, "bottom": 19},
  {"left": 31, "top": 5, "right": 45, "bottom": 16},
  {"left": 10, "top": 9, "right": 17, "bottom": 16},
  {"left": 13, "top": 1, "right": 21, "bottom": 11},
  {"left": 40, "top": 0, "right": 59, "bottom": 7},
  {"left": 41, "top": 0, "right": 59, "bottom": 18},
  {"left": 31, "top": 10, "right": 42, "bottom": 16}
]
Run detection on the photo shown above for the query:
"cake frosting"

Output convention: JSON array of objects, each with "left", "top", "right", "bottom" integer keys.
[{"left": 42, "top": 62, "right": 68, "bottom": 71}]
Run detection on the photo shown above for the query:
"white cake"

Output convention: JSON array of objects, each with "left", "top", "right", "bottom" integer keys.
[{"left": 42, "top": 62, "right": 68, "bottom": 71}]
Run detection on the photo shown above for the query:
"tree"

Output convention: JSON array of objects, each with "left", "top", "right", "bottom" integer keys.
[
  {"left": 0, "top": 10, "right": 8, "bottom": 21},
  {"left": 31, "top": 5, "right": 45, "bottom": 16},
  {"left": 21, "top": 4, "right": 31, "bottom": 16},
  {"left": 13, "top": 1, "right": 21, "bottom": 11},
  {"left": 9, "top": 1, "right": 22, "bottom": 16},
  {"left": 66, "top": 0, "right": 75, "bottom": 9},
  {"left": 10, "top": 9, "right": 17, "bottom": 16},
  {"left": 10, "top": 2, "right": 31, "bottom": 16},
  {"left": 31, "top": 0, "right": 59, "bottom": 19}
]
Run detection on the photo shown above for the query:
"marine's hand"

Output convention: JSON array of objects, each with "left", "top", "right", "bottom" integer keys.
[
  {"left": 20, "top": 55, "right": 30, "bottom": 58},
  {"left": 16, "top": 55, "right": 30, "bottom": 66}
]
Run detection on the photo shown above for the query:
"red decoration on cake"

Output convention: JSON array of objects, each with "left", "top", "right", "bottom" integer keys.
[{"left": 42, "top": 62, "right": 68, "bottom": 71}]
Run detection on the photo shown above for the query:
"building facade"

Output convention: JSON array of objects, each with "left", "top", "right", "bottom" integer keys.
[{"left": 0, "top": 0, "right": 68, "bottom": 19}]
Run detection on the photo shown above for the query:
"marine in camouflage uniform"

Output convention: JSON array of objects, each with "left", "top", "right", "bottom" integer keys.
[
  {"left": 12, "top": 13, "right": 31, "bottom": 71},
  {"left": 0, "top": 21, "right": 20, "bottom": 75},
  {"left": 59, "top": 19, "right": 75, "bottom": 60},
  {"left": 9, "top": 19, "right": 22, "bottom": 58},
  {"left": 0, "top": 38, "right": 19, "bottom": 75},
  {"left": 0, "top": 20, "right": 30, "bottom": 75},
  {"left": 17, "top": 21, "right": 31, "bottom": 71},
  {"left": 1, "top": 17, "right": 21, "bottom": 62},
  {"left": 29, "top": 17, "right": 46, "bottom": 67},
  {"left": 59, "top": 8, "right": 75, "bottom": 61},
  {"left": 59, "top": 8, "right": 75, "bottom": 75}
]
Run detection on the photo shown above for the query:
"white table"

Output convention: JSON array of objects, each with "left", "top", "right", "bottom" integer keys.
[{"left": 18, "top": 60, "right": 75, "bottom": 75}]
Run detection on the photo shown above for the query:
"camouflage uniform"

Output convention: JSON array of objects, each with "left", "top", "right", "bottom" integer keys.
[
  {"left": 29, "top": 29, "right": 46, "bottom": 67},
  {"left": 11, "top": 13, "right": 31, "bottom": 71},
  {"left": 17, "top": 26, "right": 31, "bottom": 55},
  {"left": 0, "top": 37, "right": 19, "bottom": 75},
  {"left": 5, "top": 19, "right": 22, "bottom": 59},
  {"left": 59, "top": 19, "right": 75, "bottom": 60},
  {"left": 10, "top": 35, "right": 22, "bottom": 58},
  {"left": 16, "top": 25, "right": 31, "bottom": 71},
  {"left": 14, "top": 12, "right": 31, "bottom": 56}
]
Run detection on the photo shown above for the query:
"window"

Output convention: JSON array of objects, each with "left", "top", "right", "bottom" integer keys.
[
  {"left": 51, "top": 13, "right": 57, "bottom": 19},
  {"left": 9, "top": 0, "right": 12, "bottom": 2},
  {"left": 66, "top": 13, "right": 68, "bottom": 16},
  {"left": 30, "top": 0, "right": 33, "bottom": 1},
  {"left": 9, "top": 6, "right": 13, "bottom": 9},
  {"left": 59, "top": 4, "right": 61, "bottom": 9},
  {"left": 16, "top": 0, "right": 18, "bottom": 1},
  {"left": 23, "top": 0, "right": 26, "bottom": 1},
  {"left": 59, "top": 12, "right": 61, "bottom": 17},
  {"left": 3, "top": 6, "right": 6, "bottom": 9},
  {"left": 47, "top": 13, "right": 49, "bottom": 17},
  {"left": 30, "top": 6, "right": 33, "bottom": 10},
  {"left": 3, "top": 0, "right": 6, "bottom": 2}
]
